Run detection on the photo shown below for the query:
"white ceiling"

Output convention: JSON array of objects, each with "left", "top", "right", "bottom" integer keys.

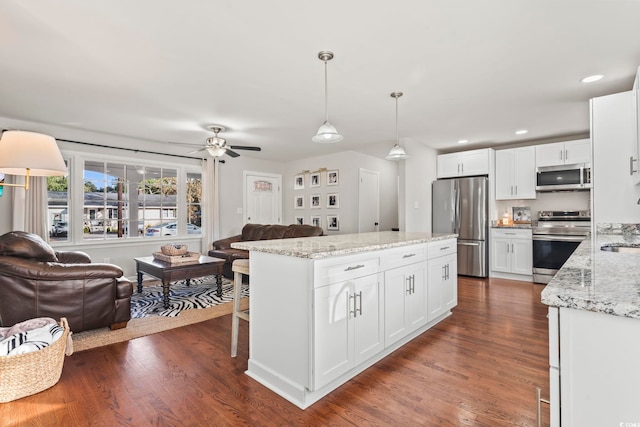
[{"left": 1, "top": 1, "right": 640, "bottom": 162}]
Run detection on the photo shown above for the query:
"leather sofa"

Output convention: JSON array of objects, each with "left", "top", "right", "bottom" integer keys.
[
  {"left": 209, "top": 223, "right": 323, "bottom": 278},
  {"left": 0, "top": 231, "right": 133, "bottom": 333}
]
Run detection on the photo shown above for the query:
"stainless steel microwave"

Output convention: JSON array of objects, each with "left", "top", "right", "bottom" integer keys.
[{"left": 536, "top": 163, "right": 591, "bottom": 191}]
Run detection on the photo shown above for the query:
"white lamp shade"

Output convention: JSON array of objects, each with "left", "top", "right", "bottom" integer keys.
[
  {"left": 206, "top": 146, "right": 227, "bottom": 157},
  {"left": 0, "top": 131, "right": 67, "bottom": 176},
  {"left": 312, "top": 121, "right": 343, "bottom": 143},
  {"left": 385, "top": 144, "right": 409, "bottom": 160}
]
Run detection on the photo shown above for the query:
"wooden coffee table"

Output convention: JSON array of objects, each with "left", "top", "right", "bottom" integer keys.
[{"left": 134, "top": 255, "right": 226, "bottom": 308}]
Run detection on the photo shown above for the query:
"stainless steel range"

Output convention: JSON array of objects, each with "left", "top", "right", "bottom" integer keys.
[{"left": 532, "top": 210, "right": 591, "bottom": 284}]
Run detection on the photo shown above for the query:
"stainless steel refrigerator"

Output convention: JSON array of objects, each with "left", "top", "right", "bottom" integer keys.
[{"left": 432, "top": 176, "right": 488, "bottom": 277}]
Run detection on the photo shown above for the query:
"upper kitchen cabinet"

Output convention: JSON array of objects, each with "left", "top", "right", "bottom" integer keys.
[
  {"left": 495, "top": 146, "right": 536, "bottom": 200},
  {"left": 535, "top": 139, "right": 591, "bottom": 168},
  {"left": 437, "top": 148, "right": 492, "bottom": 178}
]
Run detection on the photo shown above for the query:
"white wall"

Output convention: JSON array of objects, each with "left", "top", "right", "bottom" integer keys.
[
  {"left": 284, "top": 150, "right": 399, "bottom": 234},
  {"left": 592, "top": 90, "right": 640, "bottom": 223},
  {"left": 401, "top": 139, "right": 438, "bottom": 232}
]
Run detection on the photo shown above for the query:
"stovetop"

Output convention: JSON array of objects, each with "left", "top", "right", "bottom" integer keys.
[
  {"left": 537, "top": 210, "right": 591, "bottom": 221},
  {"left": 534, "top": 210, "right": 591, "bottom": 236}
]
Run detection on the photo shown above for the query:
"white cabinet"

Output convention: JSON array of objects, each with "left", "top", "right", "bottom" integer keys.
[
  {"left": 548, "top": 307, "right": 640, "bottom": 426},
  {"left": 427, "top": 239, "right": 458, "bottom": 321},
  {"left": 631, "top": 67, "right": 640, "bottom": 184},
  {"left": 495, "top": 147, "right": 536, "bottom": 200},
  {"left": 490, "top": 228, "right": 532, "bottom": 277},
  {"left": 437, "top": 148, "right": 492, "bottom": 178},
  {"left": 314, "top": 272, "right": 384, "bottom": 390},
  {"left": 384, "top": 264, "right": 427, "bottom": 346},
  {"left": 535, "top": 139, "right": 591, "bottom": 168}
]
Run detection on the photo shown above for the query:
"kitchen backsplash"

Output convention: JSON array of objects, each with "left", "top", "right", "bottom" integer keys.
[{"left": 495, "top": 191, "right": 591, "bottom": 220}]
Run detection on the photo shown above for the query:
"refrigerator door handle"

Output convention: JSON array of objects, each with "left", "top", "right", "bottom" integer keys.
[
  {"left": 458, "top": 241, "right": 480, "bottom": 246},
  {"left": 454, "top": 181, "right": 461, "bottom": 233}
]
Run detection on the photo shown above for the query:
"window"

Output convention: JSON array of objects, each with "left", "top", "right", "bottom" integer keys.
[
  {"left": 46, "top": 156, "right": 202, "bottom": 243},
  {"left": 47, "top": 164, "right": 69, "bottom": 242}
]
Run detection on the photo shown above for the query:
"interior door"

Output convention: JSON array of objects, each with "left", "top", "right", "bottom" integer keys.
[
  {"left": 244, "top": 171, "right": 282, "bottom": 224},
  {"left": 358, "top": 169, "right": 380, "bottom": 232}
]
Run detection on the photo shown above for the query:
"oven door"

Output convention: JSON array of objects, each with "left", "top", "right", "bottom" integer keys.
[{"left": 532, "top": 234, "right": 583, "bottom": 282}]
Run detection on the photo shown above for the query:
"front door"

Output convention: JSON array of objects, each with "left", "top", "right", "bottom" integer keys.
[{"left": 244, "top": 171, "right": 282, "bottom": 224}]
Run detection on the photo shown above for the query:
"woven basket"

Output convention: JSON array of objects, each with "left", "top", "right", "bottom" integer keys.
[
  {"left": 160, "top": 244, "right": 188, "bottom": 256},
  {"left": 0, "top": 318, "right": 71, "bottom": 403}
]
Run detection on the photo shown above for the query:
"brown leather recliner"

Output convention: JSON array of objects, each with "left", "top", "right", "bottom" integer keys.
[
  {"left": 0, "top": 231, "right": 133, "bottom": 332},
  {"left": 209, "top": 223, "right": 323, "bottom": 278}
]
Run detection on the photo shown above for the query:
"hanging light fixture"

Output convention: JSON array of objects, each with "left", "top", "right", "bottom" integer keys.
[
  {"left": 206, "top": 126, "right": 228, "bottom": 157},
  {"left": 312, "top": 51, "right": 343, "bottom": 143},
  {"left": 385, "top": 92, "right": 409, "bottom": 160}
]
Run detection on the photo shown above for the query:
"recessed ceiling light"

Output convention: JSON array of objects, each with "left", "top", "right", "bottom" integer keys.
[
  {"left": 580, "top": 74, "right": 604, "bottom": 83},
  {"left": 458, "top": 139, "right": 468, "bottom": 144},
  {"left": 515, "top": 129, "right": 528, "bottom": 135}
]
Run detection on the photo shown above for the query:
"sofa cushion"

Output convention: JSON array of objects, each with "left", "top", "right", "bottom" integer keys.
[{"left": 0, "top": 231, "right": 58, "bottom": 262}]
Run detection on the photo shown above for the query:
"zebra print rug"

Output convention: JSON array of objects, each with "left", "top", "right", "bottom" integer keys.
[{"left": 130, "top": 276, "right": 249, "bottom": 318}]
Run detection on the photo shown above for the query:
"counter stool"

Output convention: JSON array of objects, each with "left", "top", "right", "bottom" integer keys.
[{"left": 231, "top": 259, "right": 250, "bottom": 357}]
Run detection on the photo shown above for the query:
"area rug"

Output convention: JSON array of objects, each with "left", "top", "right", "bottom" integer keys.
[{"left": 71, "top": 276, "right": 249, "bottom": 353}]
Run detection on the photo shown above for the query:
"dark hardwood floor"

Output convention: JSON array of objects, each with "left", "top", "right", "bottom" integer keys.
[{"left": 1, "top": 277, "right": 550, "bottom": 426}]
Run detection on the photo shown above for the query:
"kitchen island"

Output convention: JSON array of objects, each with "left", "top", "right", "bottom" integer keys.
[
  {"left": 232, "top": 231, "right": 457, "bottom": 409},
  {"left": 541, "top": 233, "right": 640, "bottom": 426}
]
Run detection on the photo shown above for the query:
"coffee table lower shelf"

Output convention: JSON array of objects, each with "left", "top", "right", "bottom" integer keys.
[{"left": 134, "top": 255, "right": 226, "bottom": 308}]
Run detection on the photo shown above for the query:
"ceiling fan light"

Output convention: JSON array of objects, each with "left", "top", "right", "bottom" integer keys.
[
  {"left": 312, "top": 121, "right": 343, "bottom": 143},
  {"left": 206, "top": 146, "right": 227, "bottom": 157},
  {"left": 206, "top": 136, "right": 226, "bottom": 146},
  {"left": 385, "top": 144, "right": 409, "bottom": 160}
]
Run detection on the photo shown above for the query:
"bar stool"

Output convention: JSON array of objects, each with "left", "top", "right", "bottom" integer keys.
[{"left": 231, "top": 259, "right": 250, "bottom": 357}]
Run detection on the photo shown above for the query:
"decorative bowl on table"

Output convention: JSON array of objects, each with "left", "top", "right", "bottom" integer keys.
[{"left": 160, "top": 244, "right": 188, "bottom": 256}]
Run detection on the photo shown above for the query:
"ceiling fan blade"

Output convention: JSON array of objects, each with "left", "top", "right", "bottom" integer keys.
[
  {"left": 225, "top": 149, "right": 240, "bottom": 158},
  {"left": 187, "top": 147, "right": 207, "bottom": 155},
  {"left": 229, "top": 145, "right": 261, "bottom": 152}
]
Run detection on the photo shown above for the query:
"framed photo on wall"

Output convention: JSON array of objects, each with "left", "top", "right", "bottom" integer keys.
[
  {"left": 327, "top": 215, "right": 339, "bottom": 231},
  {"left": 295, "top": 216, "right": 304, "bottom": 225},
  {"left": 327, "top": 193, "right": 339, "bottom": 208},
  {"left": 294, "top": 174, "right": 304, "bottom": 190},
  {"left": 327, "top": 169, "right": 339, "bottom": 186},
  {"left": 294, "top": 195, "right": 304, "bottom": 209},
  {"left": 310, "top": 194, "right": 321, "bottom": 208},
  {"left": 310, "top": 215, "right": 321, "bottom": 228},
  {"left": 310, "top": 172, "right": 320, "bottom": 188}
]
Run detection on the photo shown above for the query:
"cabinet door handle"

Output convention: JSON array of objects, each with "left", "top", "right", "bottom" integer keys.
[
  {"left": 515, "top": 185, "right": 518, "bottom": 195},
  {"left": 461, "top": 163, "right": 464, "bottom": 174},
  {"left": 442, "top": 265, "right": 446, "bottom": 280},
  {"left": 510, "top": 185, "right": 513, "bottom": 195},
  {"left": 356, "top": 291, "right": 363, "bottom": 316},
  {"left": 565, "top": 149, "right": 568, "bottom": 161},
  {"left": 406, "top": 276, "right": 412, "bottom": 295},
  {"left": 411, "top": 275, "right": 415, "bottom": 294},
  {"left": 345, "top": 264, "right": 365, "bottom": 272},
  {"left": 631, "top": 156, "right": 638, "bottom": 175},
  {"left": 560, "top": 150, "right": 563, "bottom": 161},
  {"left": 445, "top": 264, "right": 450, "bottom": 280},
  {"left": 440, "top": 246, "right": 449, "bottom": 250},
  {"left": 506, "top": 242, "right": 510, "bottom": 253},
  {"left": 402, "top": 253, "right": 416, "bottom": 259}
]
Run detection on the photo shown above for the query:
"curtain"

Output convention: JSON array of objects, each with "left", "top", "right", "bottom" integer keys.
[
  {"left": 201, "top": 158, "right": 219, "bottom": 254},
  {"left": 11, "top": 175, "right": 49, "bottom": 241}
]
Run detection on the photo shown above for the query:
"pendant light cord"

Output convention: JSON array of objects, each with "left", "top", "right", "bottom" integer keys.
[
  {"left": 324, "top": 59, "right": 329, "bottom": 123},
  {"left": 395, "top": 95, "right": 399, "bottom": 145}
]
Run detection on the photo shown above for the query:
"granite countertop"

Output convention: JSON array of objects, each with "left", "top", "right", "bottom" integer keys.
[
  {"left": 231, "top": 231, "right": 457, "bottom": 259},
  {"left": 491, "top": 224, "right": 532, "bottom": 229},
  {"left": 541, "top": 234, "right": 640, "bottom": 319}
]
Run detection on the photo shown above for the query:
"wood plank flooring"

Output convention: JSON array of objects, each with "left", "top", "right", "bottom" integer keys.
[{"left": 0, "top": 277, "right": 550, "bottom": 426}]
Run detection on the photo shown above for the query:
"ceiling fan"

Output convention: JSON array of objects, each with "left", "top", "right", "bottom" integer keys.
[{"left": 188, "top": 126, "right": 261, "bottom": 158}]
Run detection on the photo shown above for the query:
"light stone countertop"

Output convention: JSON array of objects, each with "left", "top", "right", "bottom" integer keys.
[
  {"left": 490, "top": 224, "right": 533, "bottom": 229},
  {"left": 231, "top": 231, "right": 457, "bottom": 259},
  {"left": 541, "top": 233, "right": 640, "bottom": 319}
]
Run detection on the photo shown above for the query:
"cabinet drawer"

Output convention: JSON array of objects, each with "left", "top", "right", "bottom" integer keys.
[
  {"left": 380, "top": 244, "right": 427, "bottom": 270},
  {"left": 428, "top": 239, "right": 456, "bottom": 258},
  {"left": 491, "top": 228, "right": 532, "bottom": 239},
  {"left": 314, "top": 254, "right": 380, "bottom": 287}
]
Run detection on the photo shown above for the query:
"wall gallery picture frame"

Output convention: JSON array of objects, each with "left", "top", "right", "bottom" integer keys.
[
  {"left": 327, "top": 193, "right": 339, "bottom": 208},
  {"left": 310, "top": 194, "right": 321, "bottom": 209},
  {"left": 310, "top": 172, "right": 320, "bottom": 188},
  {"left": 294, "top": 174, "right": 304, "bottom": 190},
  {"left": 310, "top": 215, "right": 321, "bottom": 228},
  {"left": 327, "top": 215, "right": 339, "bottom": 230},
  {"left": 295, "top": 216, "right": 304, "bottom": 225},
  {"left": 327, "top": 169, "right": 339, "bottom": 186},
  {"left": 294, "top": 195, "right": 304, "bottom": 209}
]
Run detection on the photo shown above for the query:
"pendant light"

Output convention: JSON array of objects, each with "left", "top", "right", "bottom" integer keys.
[
  {"left": 312, "top": 51, "right": 343, "bottom": 143},
  {"left": 385, "top": 92, "right": 409, "bottom": 160}
]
